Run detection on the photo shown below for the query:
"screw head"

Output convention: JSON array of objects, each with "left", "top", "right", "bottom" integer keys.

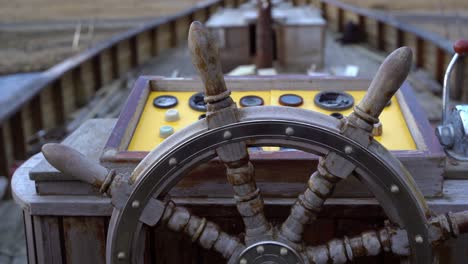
[
  {"left": 256, "top": 245, "right": 264, "bottom": 254},
  {"left": 223, "top": 131, "right": 232, "bottom": 140},
  {"left": 117, "top": 252, "right": 126, "bottom": 260},
  {"left": 169, "top": 157, "right": 177, "bottom": 166},
  {"left": 239, "top": 258, "right": 247, "bottom": 264},
  {"left": 344, "top": 145, "right": 353, "bottom": 154},
  {"left": 415, "top": 235, "right": 424, "bottom": 243},
  {"left": 390, "top": 184, "right": 400, "bottom": 193},
  {"left": 285, "top": 127, "right": 294, "bottom": 136},
  {"left": 131, "top": 200, "right": 140, "bottom": 208},
  {"left": 280, "top": 247, "right": 288, "bottom": 256}
]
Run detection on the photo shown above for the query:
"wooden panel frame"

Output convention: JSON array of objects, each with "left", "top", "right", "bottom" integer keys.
[{"left": 103, "top": 75, "right": 442, "bottom": 158}]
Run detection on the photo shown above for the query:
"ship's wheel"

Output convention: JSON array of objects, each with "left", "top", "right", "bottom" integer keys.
[{"left": 42, "top": 22, "right": 467, "bottom": 264}]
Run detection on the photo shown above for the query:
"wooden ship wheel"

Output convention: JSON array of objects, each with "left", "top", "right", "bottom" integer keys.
[{"left": 41, "top": 22, "right": 468, "bottom": 264}]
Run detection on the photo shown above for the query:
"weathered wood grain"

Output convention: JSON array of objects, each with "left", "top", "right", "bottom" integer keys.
[
  {"left": 33, "top": 216, "right": 63, "bottom": 264},
  {"left": 35, "top": 181, "right": 99, "bottom": 195},
  {"left": 78, "top": 60, "right": 97, "bottom": 101},
  {"left": 99, "top": 49, "right": 115, "bottom": 86},
  {"left": 63, "top": 217, "right": 106, "bottom": 264},
  {"left": 1, "top": 121, "right": 14, "bottom": 176},
  {"left": 59, "top": 72, "right": 76, "bottom": 117},
  {"left": 10, "top": 111, "right": 26, "bottom": 161},
  {"left": 23, "top": 211, "right": 37, "bottom": 264},
  {"left": 116, "top": 40, "right": 132, "bottom": 76},
  {"left": 136, "top": 31, "right": 152, "bottom": 66},
  {"left": 0, "top": 126, "right": 8, "bottom": 176}
]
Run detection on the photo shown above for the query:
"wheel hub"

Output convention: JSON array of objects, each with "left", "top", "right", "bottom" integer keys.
[{"left": 237, "top": 241, "right": 304, "bottom": 264}]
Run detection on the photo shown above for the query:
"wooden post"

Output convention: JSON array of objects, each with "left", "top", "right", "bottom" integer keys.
[
  {"left": 10, "top": 111, "right": 26, "bottom": 161},
  {"left": 51, "top": 82, "right": 65, "bottom": 125},
  {"left": 397, "top": 28, "right": 404, "bottom": 48},
  {"left": 204, "top": 6, "right": 211, "bottom": 21},
  {"left": 377, "top": 21, "right": 385, "bottom": 51},
  {"left": 0, "top": 127, "right": 7, "bottom": 176},
  {"left": 92, "top": 55, "right": 103, "bottom": 91},
  {"left": 150, "top": 28, "right": 159, "bottom": 56},
  {"left": 435, "top": 47, "right": 446, "bottom": 84},
  {"left": 30, "top": 96, "right": 43, "bottom": 133},
  {"left": 110, "top": 45, "right": 119, "bottom": 79},
  {"left": 358, "top": 14, "right": 365, "bottom": 29},
  {"left": 320, "top": 2, "right": 327, "bottom": 20},
  {"left": 416, "top": 37, "right": 425, "bottom": 68},
  {"left": 255, "top": 0, "right": 274, "bottom": 68},
  {"left": 72, "top": 67, "right": 86, "bottom": 106},
  {"left": 337, "top": 7, "right": 344, "bottom": 32},
  {"left": 458, "top": 57, "right": 467, "bottom": 102},
  {"left": 130, "top": 36, "right": 139, "bottom": 67},
  {"left": 170, "top": 20, "right": 177, "bottom": 48}
]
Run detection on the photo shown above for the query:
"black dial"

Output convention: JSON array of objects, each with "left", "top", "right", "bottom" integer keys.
[
  {"left": 189, "top": 92, "right": 207, "bottom": 112},
  {"left": 314, "top": 91, "right": 354, "bottom": 111}
]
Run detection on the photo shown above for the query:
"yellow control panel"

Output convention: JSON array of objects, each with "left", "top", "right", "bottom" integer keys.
[{"left": 128, "top": 90, "right": 416, "bottom": 151}]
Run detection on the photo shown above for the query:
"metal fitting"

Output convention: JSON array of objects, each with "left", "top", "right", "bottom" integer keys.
[{"left": 436, "top": 124, "right": 455, "bottom": 147}]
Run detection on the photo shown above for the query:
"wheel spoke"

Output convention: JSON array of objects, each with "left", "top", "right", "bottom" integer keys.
[
  {"left": 226, "top": 158, "right": 271, "bottom": 240},
  {"left": 188, "top": 21, "right": 271, "bottom": 241},
  {"left": 304, "top": 225, "right": 408, "bottom": 264},
  {"left": 303, "top": 210, "right": 468, "bottom": 264},
  {"left": 280, "top": 156, "right": 347, "bottom": 243},
  {"left": 159, "top": 200, "right": 245, "bottom": 260},
  {"left": 281, "top": 47, "right": 414, "bottom": 244}
]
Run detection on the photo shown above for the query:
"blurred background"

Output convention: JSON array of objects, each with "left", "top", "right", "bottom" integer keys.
[
  {"left": 1, "top": 0, "right": 467, "bottom": 75},
  {"left": 0, "top": 0, "right": 467, "bottom": 263}
]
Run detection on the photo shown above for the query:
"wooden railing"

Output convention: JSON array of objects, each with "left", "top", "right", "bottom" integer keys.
[
  {"left": 307, "top": 0, "right": 467, "bottom": 98},
  {"left": 0, "top": 0, "right": 247, "bottom": 176},
  {"left": 2, "top": 0, "right": 465, "bottom": 176}
]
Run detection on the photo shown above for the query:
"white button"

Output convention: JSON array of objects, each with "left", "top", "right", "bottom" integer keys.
[
  {"left": 159, "top": 126, "right": 174, "bottom": 138},
  {"left": 165, "top": 109, "right": 180, "bottom": 122}
]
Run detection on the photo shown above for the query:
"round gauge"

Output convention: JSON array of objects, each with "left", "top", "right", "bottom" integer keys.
[
  {"left": 278, "top": 94, "right": 303, "bottom": 107},
  {"left": 153, "top": 95, "right": 178, "bottom": 109},
  {"left": 189, "top": 92, "right": 207, "bottom": 112},
  {"left": 240, "top": 95, "right": 264, "bottom": 107},
  {"left": 314, "top": 91, "right": 354, "bottom": 111}
]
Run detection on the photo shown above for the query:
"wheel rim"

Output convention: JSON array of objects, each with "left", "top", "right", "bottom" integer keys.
[{"left": 107, "top": 107, "right": 431, "bottom": 264}]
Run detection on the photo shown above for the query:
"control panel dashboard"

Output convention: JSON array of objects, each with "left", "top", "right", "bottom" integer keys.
[
  {"left": 102, "top": 76, "right": 437, "bottom": 160},
  {"left": 126, "top": 84, "right": 415, "bottom": 152},
  {"left": 100, "top": 76, "right": 443, "bottom": 198}
]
